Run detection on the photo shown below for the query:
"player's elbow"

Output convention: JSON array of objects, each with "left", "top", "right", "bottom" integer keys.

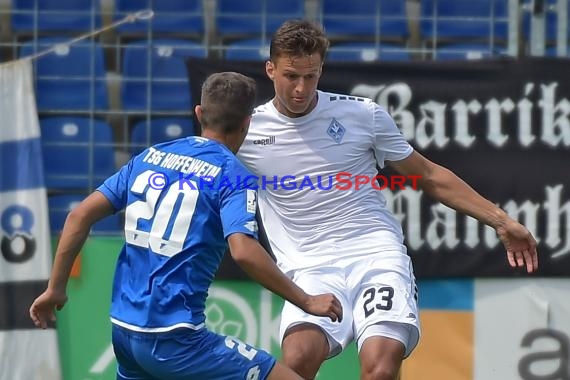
[
  {"left": 63, "top": 207, "right": 93, "bottom": 234},
  {"left": 230, "top": 248, "right": 253, "bottom": 267},
  {"left": 228, "top": 233, "right": 255, "bottom": 264}
]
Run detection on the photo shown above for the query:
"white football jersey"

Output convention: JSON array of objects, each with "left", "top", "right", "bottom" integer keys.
[{"left": 237, "top": 90, "right": 414, "bottom": 273}]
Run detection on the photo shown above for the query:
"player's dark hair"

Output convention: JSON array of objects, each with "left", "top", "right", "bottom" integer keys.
[
  {"left": 200, "top": 72, "right": 257, "bottom": 133},
  {"left": 270, "top": 20, "right": 330, "bottom": 62}
]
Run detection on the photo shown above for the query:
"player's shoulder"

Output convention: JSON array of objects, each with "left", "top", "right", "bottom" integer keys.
[
  {"left": 226, "top": 153, "right": 253, "bottom": 174},
  {"left": 319, "top": 90, "right": 374, "bottom": 109},
  {"left": 251, "top": 100, "right": 274, "bottom": 121},
  {"left": 248, "top": 100, "right": 279, "bottom": 137},
  {"left": 317, "top": 90, "right": 380, "bottom": 125},
  {"left": 152, "top": 136, "right": 191, "bottom": 151},
  {"left": 140, "top": 136, "right": 234, "bottom": 168}
]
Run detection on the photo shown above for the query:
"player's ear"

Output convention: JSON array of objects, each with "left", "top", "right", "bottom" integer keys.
[
  {"left": 266, "top": 60, "right": 275, "bottom": 81},
  {"left": 194, "top": 105, "right": 203, "bottom": 123}
]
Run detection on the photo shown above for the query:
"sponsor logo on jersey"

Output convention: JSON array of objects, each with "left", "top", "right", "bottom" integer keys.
[
  {"left": 253, "top": 136, "right": 276, "bottom": 145},
  {"left": 327, "top": 118, "right": 346, "bottom": 144}
]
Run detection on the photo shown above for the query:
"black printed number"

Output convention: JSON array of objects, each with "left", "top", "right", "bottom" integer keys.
[{"left": 362, "top": 286, "right": 394, "bottom": 318}]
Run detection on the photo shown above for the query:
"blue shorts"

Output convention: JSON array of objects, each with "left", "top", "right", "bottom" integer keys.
[{"left": 112, "top": 324, "right": 276, "bottom": 380}]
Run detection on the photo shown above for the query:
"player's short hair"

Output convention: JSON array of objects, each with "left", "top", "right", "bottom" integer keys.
[
  {"left": 200, "top": 72, "right": 257, "bottom": 133},
  {"left": 270, "top": 20, "right": 330, "bottom": 62}
]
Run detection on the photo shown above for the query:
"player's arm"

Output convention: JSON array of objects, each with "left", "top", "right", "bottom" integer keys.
[
  {"left": 228, "top": 233, "right": 342, "bottom": 322},
  {"left": 30, "top": 192, "right": 115, "bottom": 328},
  {"left": 388, "top": 150, "right": 538, "bottom": 273}
]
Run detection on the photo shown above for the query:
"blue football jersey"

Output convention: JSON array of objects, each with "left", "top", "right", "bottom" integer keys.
[{"left": 97, "top": 136, "right": 259, "bottom": 332}]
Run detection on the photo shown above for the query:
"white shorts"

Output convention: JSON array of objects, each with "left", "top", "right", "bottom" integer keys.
[{"left": 279, "top": 250, "right": 420, "bottom": 358}]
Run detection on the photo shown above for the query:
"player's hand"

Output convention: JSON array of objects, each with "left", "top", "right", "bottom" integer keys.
[
  {"left": 29, "top": 288, "right": 68, "bottom": 329},
  {"left": 303, "top": 293, "right": 343, "bottom": 322},
  {"left": 496, "top": 219, "right": 538, "bottom": 273}
]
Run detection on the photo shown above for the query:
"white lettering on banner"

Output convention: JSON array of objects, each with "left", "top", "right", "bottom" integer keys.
[
  {"left": 206, "top": 287, "right": 258, "bottom": 344},
  {"left": 540, "top": 83, "right": 570, "bottom": 147},
  {"left": 351, "top": 82, "right": 570, "bottom": 149},
  {"left": 474, "top": 279, "right": 570, "bottom": 380},
  {"left": 518, "top": 329, "right": 569, "bottom": 380},
  {"left": 260, "top": 290, "right": 280, "bottom": 350},
  {"left": 206, "top": 287, "right": 280, "bottom": 352},
  {"left": 385, "top": 185, "right": 570, "bottom": 259}
]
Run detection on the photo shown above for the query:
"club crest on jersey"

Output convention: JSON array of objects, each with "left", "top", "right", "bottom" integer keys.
[{"left": 327, "top": 118, "right": 345, "bottom": 144}]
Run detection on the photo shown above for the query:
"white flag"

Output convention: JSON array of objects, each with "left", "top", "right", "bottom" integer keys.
[{"left": 0, "top": 59, "right": 61, "bottom": 380}]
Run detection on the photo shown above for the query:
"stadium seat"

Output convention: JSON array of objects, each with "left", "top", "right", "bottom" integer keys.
[
  {"left": 114, "top": 0, "right": 204, "bottom": 37},
  {"left": 432, "top": 42, "right": 508, "bottom": 60},
  {"left": 11, "top": 0, "right": 102, "bottom": 34},
  {"left": 40, "top": 117, "right": 116, "bottom": 190},
  {"left": 544, "top": 45, "right": 569, "bottom": 57},
  {"left": 328, "top": 42, "right": 410, "bottom": 62},
  {"left": 216, "top": 0, "right": 304, "bottom": 39},
  {"left": 320, "top": 0, "right": 408, "bottom": 40},
  {"left": 224, "top": 38, "right": 270, "bottom": 61},
  {"left": 19, "top": 37, "right": 108, "bottom": 110},
  {"left": 48, "top": 194, "right": 123, "bottom": 234},
  {"left": 121, "top": 39, "right": 207, "bottom": 111},
  {"left": 522, "top": 0, "right": 569, "bottom": 48},
  {"left": 421, "top": 0, "right": 508, "bottom": 42},
  {"left": 130, "top": 118, "right": 194, "bottom": 155}
]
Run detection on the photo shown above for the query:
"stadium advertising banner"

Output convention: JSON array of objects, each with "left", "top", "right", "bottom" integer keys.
[
  {"left": 56, "top": 237, "right": 570, "bottom": 380},
  {"left": 187, "top": 57, "right": 570, "bottom": 278}
]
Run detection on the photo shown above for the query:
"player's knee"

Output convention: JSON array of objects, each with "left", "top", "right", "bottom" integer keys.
[
  {"left": 360, "top": 364, "right": 400, "bottom": 380},
  {"left": 282, "top": 346, "right": 325, "bottom": 379},
  {"left": 282, "top": 346, "right": 315, "bottom": 369}
]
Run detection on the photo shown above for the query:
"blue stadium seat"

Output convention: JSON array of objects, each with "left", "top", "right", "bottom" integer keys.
[
  {"left": 48, "top": 194, "right": 123, "bottom": 234},
  {"left": 216, "top": 0, "right": 304, "bottom": 38},
  {"left": 421, "top": 0, "right": 508, "bottom": 41},
  {"left": 130, "top": 118, "right": 194, "bottom": 155},
  {"left": 114, "top": 0, "right": 204, "bottom": 36},
  {"left": 433, "top": 42, "right": 508, "bottom": 60},
  {"left": 544, "top": 45, "right": 569, "bottom": 57},
  {"left": 40, "top": 117, "right": 116, "bottom": 189},
  {"left": 224, "top": 38, "right": 270, "bottom": 61},
  {"left": 19, "top": 37, "right": 108, "bottom": 110},
  {"left": 328, "top": 42, "right": 410, "bottom": 62},
  {"left": 320, "top": 0, "right": 408, "bottom": 39},
  {"left": 522, "top": 0, "right": 569, "bottom": 47},
  {"left": 11, "top": 0, "right": 102, "bottom": 33},
  {"left": 121, "top": 39, "right": 207, "bottom": 111}
]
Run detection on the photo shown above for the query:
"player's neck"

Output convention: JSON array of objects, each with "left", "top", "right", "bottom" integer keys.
[{"left": 201, "top": 130, "right": 239, "bottom": 154}]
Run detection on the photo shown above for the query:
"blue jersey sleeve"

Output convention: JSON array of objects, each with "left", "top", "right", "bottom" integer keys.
[
  {"left": 219, "top": 158, "right": 259, "bottom": 240},
  {"left": 96, "top": 159, "right": 133, "bottom": 211}
]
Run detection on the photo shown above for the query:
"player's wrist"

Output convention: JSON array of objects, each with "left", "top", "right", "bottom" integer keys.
[
  {"left": 297, "top": 293, "right": 312, "bottom": 313},
  {"left": 489, "top": 208, "right": 510, "bottom": 230}
]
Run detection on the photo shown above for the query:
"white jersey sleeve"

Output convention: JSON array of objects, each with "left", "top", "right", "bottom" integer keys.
[{"left": 370, "top": 102, "right": 413, "bottom": 168}]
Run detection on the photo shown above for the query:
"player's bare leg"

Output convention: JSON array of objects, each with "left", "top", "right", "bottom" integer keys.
[
  {"left": 281, "top": 324, "right": 329, "bottom": 379},
  {"left": 359, "top": 336, "right": 405, "bottom": 380},
  {"left": 267, "top": 362, "right": 304, "bottom": 380}
]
